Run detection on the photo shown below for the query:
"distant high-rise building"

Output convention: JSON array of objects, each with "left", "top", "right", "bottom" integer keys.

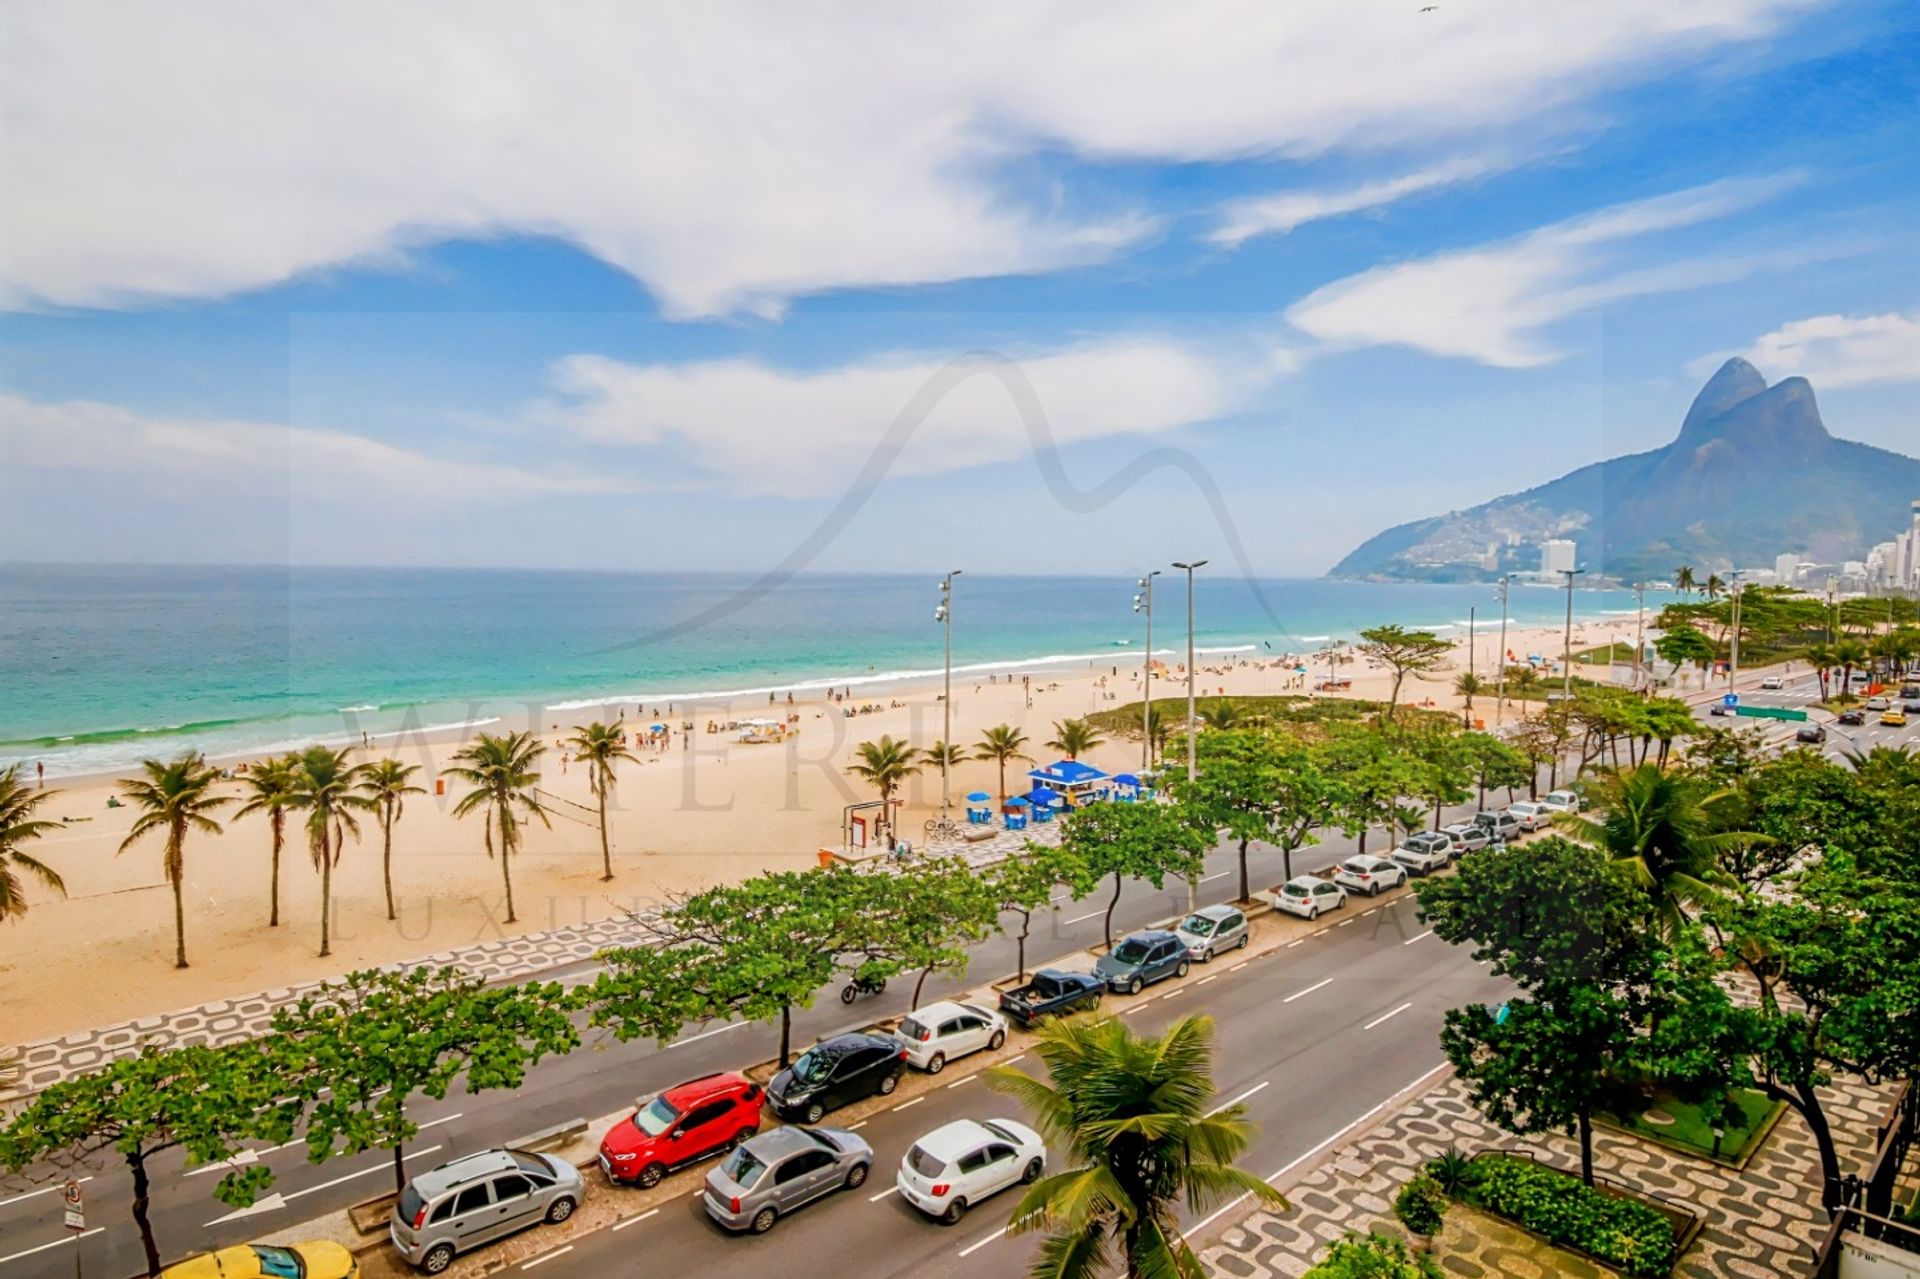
[
  {"left": 1540, "top": 539, "right": 1576, "bottom": 576},
  {"left": 1774, "top": 552, "right": 1803, "bottom": 585},
  {"left": 1897, "top": 499, "right": 1920, "bottom": 590}
]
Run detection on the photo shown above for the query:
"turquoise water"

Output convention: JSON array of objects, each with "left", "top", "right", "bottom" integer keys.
[{"left": 0, "top": 565, "right": 1661, "bottom": 777}]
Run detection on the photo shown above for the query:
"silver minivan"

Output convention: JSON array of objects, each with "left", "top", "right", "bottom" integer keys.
[
  {"left": 705, "top": 1124, "right": 872, "bottom": 1234},
  {"left": 390, "top": 1149, "right": 582, "bottom": 1273}
]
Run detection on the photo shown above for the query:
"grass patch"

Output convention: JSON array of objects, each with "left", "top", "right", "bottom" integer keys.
[
  {"left": 1605, "top": 1088, "right": 1783, "bottom": 1166},
  {"left": 1086, "top": 695, "right": 1456, "bottom": 743},
  {"left": 1573, "top": 642, "right": 1642, "bottom": 666}
]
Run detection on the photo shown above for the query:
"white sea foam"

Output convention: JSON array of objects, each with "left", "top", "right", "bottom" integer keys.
[{"left": 337, "top": 703, "right": 380, "bottom": 713}]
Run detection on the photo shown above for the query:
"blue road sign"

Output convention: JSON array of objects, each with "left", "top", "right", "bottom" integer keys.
[{"left": 1723, "top": 693, "right": 1739, "bottom": 708}]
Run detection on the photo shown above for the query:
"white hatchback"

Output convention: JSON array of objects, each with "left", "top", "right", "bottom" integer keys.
[
  {"left": 897, "top": 1118, "right": 1046, "bottom": 1224},
  {"left": 1333, "top": 855, "right": 1408, "bottom": 897},
  {"left": 894, "top": 1001, "right": 1007, "bottom": 1074},
  {"left": 1266, "top": 875, "right": 1347, "bottom": 919},
  {"left": 1175, "top": 904, "right": 1250, "bottom": 961},
  {"left": 1538, "top": 790, "right": 1581, "bottom": 815}
]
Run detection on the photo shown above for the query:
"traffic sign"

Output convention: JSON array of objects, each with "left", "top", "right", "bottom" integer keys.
[
  {"left": 62, "top": 1178, "right": 84, "bottom": 1231},
  {"left": 1723, "top": 693, "right": 1739, "bottom": 708}
]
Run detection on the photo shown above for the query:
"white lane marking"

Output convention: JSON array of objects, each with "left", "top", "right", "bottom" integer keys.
[
  {"left": 1286, "top": 939, "right": 1304, "bottom": 948},
  {"left": 959, "top": 1226, "right": 1012, "bottom": 1258},
  {"left": 1361, "top": 907, "right": 1380, "bottom": 916},
  {"left": 613, "top": 1208, "right": 659, "bottom": 1230},
  {"left": 869, "top": 1184, "right": 900, "bottom": 1201},
  {"left": 1404, "top": 930, "right": 1434, "bottom": 946},
  {"left": 0, "top": 1229, "right": 105, "bottom": 1267},
  {"left": 1228, "top": 962, "right": 1248, "bottom": 972},
  {"left": 1162, "top": 987, "right": 1186, "bottom": 1000},
  {"left": 186, "top": 1111, "right": 466, "bottom": 1178},
  {"left": 1283, "top": 978, "right": 1332, "bottom": 1004},
  {"left": 523, "top": 1245, "right": 574, "bottom": 1269},
  {"left": 848, "top": 1121, "right": 868, "bottom": 1131},
  {"left": 1198, "top": 974, "right": 1218, "bottom": 985},
  {"left": 1004, "top": 1054, "right": 1026, "bottom": 1065},
  {"left": 1336, "top": 918, "right": 1354, "bottom": 928},
  {"left": 1185, "top": 1062, "right": 1452, "bottom": 1241},
  {"left": 1208, "top": 1080, "right": 1270, "bottom": 1115},
  {"left": 1362, "top": 1003, "right": 1413, "bottom": 1031},
  {"left": 671, "top": 1022, "right": 746, "bottom": 1048},
  {"left": 1060, "top": 909, "right": 1106, "bottom": 925},
  {"left": 891, "top": 1096, "right": 924, "bottom": 1112},
  {"left": 202, "top": 1144, "right": 443, "bottom": 1226},
  {"left": 1200, "top": 872, "right": 1230, "bottom": 883},
  {"left": 1120, "top": 1002, "right": 1149, "bottom": 1015},
  {"left": 946, "top": 1074, "right": 978, "bottom": 1089},
  {"left": 0, "top": 1177, "right": 92, "bottom": 1208}
]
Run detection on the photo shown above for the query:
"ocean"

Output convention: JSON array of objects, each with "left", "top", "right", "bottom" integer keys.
[{"left": 0, "top": 564, "right": 1664, "bottom": 777}]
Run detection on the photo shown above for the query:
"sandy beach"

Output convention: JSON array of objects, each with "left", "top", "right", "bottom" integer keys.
[{"left": 0, "top": 617, "right": 1640, "bottom": 1044}]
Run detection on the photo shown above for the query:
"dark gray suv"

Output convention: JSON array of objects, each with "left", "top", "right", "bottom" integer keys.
[{"left": 390, "top": 1149, "right": 583, "bottom": 1272}]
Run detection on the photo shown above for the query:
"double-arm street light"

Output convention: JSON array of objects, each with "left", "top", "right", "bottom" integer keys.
[
  {"left": 935, "top": 569, "right": 961, "bottom": 822},
  {"left": 1133, "top": 571, "right": 1161, "bottom": 774},
  {"left": 1559, "top": 567, "right": 1585, "bottom": 700},
  {"left": 1172, "top": 559, "right": 1207, "bottom": 912}
]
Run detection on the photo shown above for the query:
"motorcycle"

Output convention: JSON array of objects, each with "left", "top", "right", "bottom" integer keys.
[{"left": 840, "top": 974, "right": 887, "bottom": 1004}]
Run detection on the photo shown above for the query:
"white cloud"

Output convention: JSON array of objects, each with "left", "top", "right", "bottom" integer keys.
[
  {"left": 0, "top": 392, "right": 626, "bottom": 501},
  {"left": 1285, "top": 176, "right": 1800, "bottom": 367},
  {"left": 1692, "top": 312, "right": 1920, "bottom": 388},
  {"left": 1209, "top": 157, "right": 1507, "bottom": 247},
  {"left": 0, "top": 1, "right": 1816, "bottom": 317},
  {"left": 542, "top": 339, "right": 1241, "bottom": 498}
]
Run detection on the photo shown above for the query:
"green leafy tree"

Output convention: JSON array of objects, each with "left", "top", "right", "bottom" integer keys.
[
  {"left": 1176, "top": 730, "right": 1340, "bottom": 900},
  {"left": 117, "top": 753, "right": 232, "bottom": 968},
  {"left": 1393, "top": 1173, "right": 1448, "bottom": 1246},
  {"left": 234, "top": 754, "right": 299, "bottom": 928},
  {"left": 0, "top": 1043, "right": 293, "bottom": 1276},
  {"left": 358, "top": 756, "right": 424, "bottom": 918},
  {"left": 1321, "top": 727, "right": 1423, "bottom": 855},
  {"left": 1832, "top": 637, "right": 1870, "bottom": 701},
  {"left": 269, "top": 967, "right": 579, "bottom": 1192},
  {"left": 446, "top": 730, "right": 549, "bottom": 926},
  {"left": 1356, "top": 625, "right": 1452, "bottom": 719},
  {"left": 1198, "top": 700, "right": 1244, "bottom": 730},
  {"left": 1653, "top": 624, "right": 1715, "bottom": 686},
  {"left": 0, "top": 764, "right": 63, "bottom": 923},
  {"left": 976, "top": 724, "right": 1033, "bottom": 802},
  {"left": 1061, "top": 800, "right": 1211, "bottom": 947},
  {"left": 1458, "top": 732, "right": 1529, "bottom": 809},
  {"left": 1418, "top": 837, "right": 1666, "bottom": 1184},
  {"left": 986, "top": 1014, "right": 1285, "bottom": 1279},
  {"left": 846, "top": 736, "right": 921, "bottom": 842},
  {"left": 1047, "top": 717, "right": 1106, "bottom": 761},
  {"left": 286, "top": 745, "right": 372, "bottom": 957},
  {"left": 858, "top": 856, "right": 1000, "bottom": 1008},
  {"left": 993, "top": 842, "right": 1096, "bottom": 982},
  {"left": 1407, "top": 727, "right": 1472, "bottom": 831},
  {"left": 1562, "top": 764, "right": 1758, "bottom": 935},
  {"left": 566, "top": 722, "right": 638, "bottom": 882}
]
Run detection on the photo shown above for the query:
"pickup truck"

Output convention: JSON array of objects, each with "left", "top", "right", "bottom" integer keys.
[{"left": 998, "top": 968, "right": 1104, "bottom": 1028}]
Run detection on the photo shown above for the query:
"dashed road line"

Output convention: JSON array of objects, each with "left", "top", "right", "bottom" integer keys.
[
  {"left": 946, "top": 1075, "right": 977, "bottom": 1089},
  {"left": 958, "top": 1226, "right": 1011, "bottom": 1258},
  {"left": 1060, "top": 909, "right": 1106, "bottom": 926},
  {"left": 891, "top": 1096, "right": 924, "bottom": 1112},
  {"left": 671, "top": 1022, "right": 746, "bottom": 1048},
  {"left": 0, "top": 1229, "right": 105, "bottom": 1267},
  {"left": 0, "top": 1177, "right": 92, "bottom": 1209},
  {"left": 1198, "top": 974, "right": 1218, "bottom": 985},
  {"left": 869, "top": 1184, "right": 900, "bottom": 1201},
  {"left": 1403, "top": 930, "right": 1434, "bottom": 946},
  {"left": 1283, "top": 978, "right": 1331, "bottom": 1004},
  {"left": 1207, "top": 1080, "right": 1270, "bottom": 1115},
  {"left": 1362, "top": 1002, "right": 1413, "bottom": 1031},
  {"left": 613, "top": 1208, "right": 659, "bottom": 1231},
  {"left": 523, "top": 1245, "right": 574, "bottom": 1269},
  {"left": 1228, "top": 961, "right": 1248, "bottom": 971}
]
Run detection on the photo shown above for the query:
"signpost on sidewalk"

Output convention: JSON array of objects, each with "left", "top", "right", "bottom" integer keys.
[{"left": 62, "top": 1179, "right": 84, "bottom": 1279}]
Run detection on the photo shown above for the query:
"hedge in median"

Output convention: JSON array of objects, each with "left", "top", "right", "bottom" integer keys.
[{"left": 1468, "top": 1155, "right": 1675, "bottom": 1277}]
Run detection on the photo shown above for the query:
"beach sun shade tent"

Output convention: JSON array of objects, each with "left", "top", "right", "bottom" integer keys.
[
  {"left": 965, "top": 791, "right": 992, "bottom": 803},
  {"left": 1028, "top": 786, "right": 1062, "bottom": 806},
  {"left": 1111, "top": 773, "right": 1141, "bottom": 787}
]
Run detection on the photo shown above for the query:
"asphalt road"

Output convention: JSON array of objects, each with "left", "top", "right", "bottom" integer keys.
[
  {"left": 1, "top": 819, "right": 1484, "bottom": 1277},
  {"left": 1693, "top": 666, "right": 1919, "bottom": 759}
]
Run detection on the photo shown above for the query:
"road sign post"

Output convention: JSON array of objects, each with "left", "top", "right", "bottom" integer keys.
[{"left": 62, "top": 1180, "right": 84, "bottom": 1279}]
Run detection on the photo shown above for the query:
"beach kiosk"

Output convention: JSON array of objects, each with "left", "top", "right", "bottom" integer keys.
[
  {"left": 1027, "top": 759, "right": 1112, "bottom": 809},
  {"left": 965, "top": 791, "right": 993, "bottom": 825}
]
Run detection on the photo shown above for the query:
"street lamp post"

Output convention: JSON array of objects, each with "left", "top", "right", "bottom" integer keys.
[
  {"left": 1495, "top": 574, "right": 1512, "bottom": 724},
  {"left": 1133, "top": 571, "right": 1160, "bottom": 774},
  {"left": 1172, "top": 559, "right": 1207, "bottom": 912},
  {"left": 935, "top": 570, "right": 961, "bottom": 823},
  {"left": 1559, "top": 568, "right": 1586, "bottom": 700},
  {"left": 1727, "top": 572, "right": 1746, "bottom": 694}
]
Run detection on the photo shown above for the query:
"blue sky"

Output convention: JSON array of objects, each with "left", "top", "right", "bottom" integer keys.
[{"left": 1, "top": 1, "right": 1916, "bottom": 574}]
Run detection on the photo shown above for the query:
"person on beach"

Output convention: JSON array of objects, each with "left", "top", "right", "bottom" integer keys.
[{"left": 36, "top": 761, "right": 44, "bottom": 786}]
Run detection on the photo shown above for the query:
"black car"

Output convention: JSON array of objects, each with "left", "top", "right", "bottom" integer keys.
[
  {"left": 1904, "top": 700, "right": 1920, "bottom": 715},
  {"left": 768, "top": 1033, "right": 907, "bottom": 1124},
  {"left": 1837, "top": 709, "right": 1867, "bottom": 726},
  {"left": 1795, "top": 724, "right": 1827, "bottom": 744},
  {"left": 1708, "top": 704, "right": 1732, "bottom": 717}
]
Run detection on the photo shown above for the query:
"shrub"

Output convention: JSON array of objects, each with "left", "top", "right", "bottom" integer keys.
[
  {"left": 1304, "top": 1232, "right": 1442, "bottom": 1278},
  {"left": 1394, "top": 1174, "right": 1447, "bottom": 1239},
  {"left": 1470, "top": 1156, "right": 1676, "bottom": 1277},
  {"left": 1425, "top": 1148, "right": 1481, "bottom": 1196}
]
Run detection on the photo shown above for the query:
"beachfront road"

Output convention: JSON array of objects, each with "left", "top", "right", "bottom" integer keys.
[
  {"left": 0, "top": 821, "right": 1502, "bottom": 1276},
  {"left": 1691, "top": 666, "right": 1919, "bottom": 759}
]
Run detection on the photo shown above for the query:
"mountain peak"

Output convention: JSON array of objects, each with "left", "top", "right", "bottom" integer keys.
[
  {"left": 1680, "top": 356, "right": 1768, "bottom": 436},
  {"left": 1674, "top": 363, "right": 1829, "bottom": 452}
]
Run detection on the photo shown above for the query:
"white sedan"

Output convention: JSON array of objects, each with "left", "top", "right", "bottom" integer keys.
[
  {"left": 1503, "top": 801, "right": 1553, "bottom": 832},
  {"left": 897, "top": 1118, "right": 1046, "bottom": 1224}
]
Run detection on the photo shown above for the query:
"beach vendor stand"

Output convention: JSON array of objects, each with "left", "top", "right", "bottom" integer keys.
[
  {"left": 965, "top": 791, "right": 993, "bottom": 824},
  {"left": 1027, "top": 759, "right": 1112, "bottom": 809},
  {"left": 1111, "top": 772, "right": 1142, "bottom": 802},
  {"left": 1001, "top": 795, "right": 1030, "bottom": 830},
  {"left": 1027, "top": 785, "right": 1060, "bottom": 822}
]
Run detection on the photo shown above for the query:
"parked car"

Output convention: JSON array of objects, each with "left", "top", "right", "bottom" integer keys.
[
  {"left": 998, "top": 968, "right": 1104, "bottom": 1028},
  {"left": 1538, "top": 790, "right": 1581, "bottom": 815},
  {"left": 598, "top": 1071, "right": 762, "bottom": 1189},
  {"left": 1795, "top": 724, "right": 1828, "bottom": 744},
  {"left": 1838, "top": 709, "right": 1867, "bottom": 726},
  {"left": 1883, "top": 708, "right": 1909, "bottom": 728},
  {"left": 1473, "top": 811, "right": 1523, "bottom": 842},
  {"left": 895, "top": 1001, "right": 1006, "bottom": 1074},
  {"left": 1901, "top": 683, "right": 1920, "bottom": 700},
  {"left": 390, "top": 1150, "right": 581, "bottom": 1274},
  {"left": 1503, "top": 801, "right": 1552, "bottom": 832},
  {"left": 1094, "top": 929, "right": 1191, "bottom": 995},
  {"left": 703, "top": 1125, "right": 871, "bottom": 1234},
  {"left": 1333, "top": 855, "right": 1408, "bottom": 897},
  {"left": 162, "top": 1244, "right": 358, "bottom": 1279},
  {"left": 1709, "top": 703, "right": 1732, "bottom": 717},
  {"left": 1759, "top": 676, "right": 1784, "bottom": 690},
  {"left": 1174, "top": 904, "right": 1250, "bottom": 962},
  {"left": 1263, "top": 875, "right": 1346, "bottom": 919},
  {"left": 1905, "top": 700, "right": 1920, "bottom": 715},
  {"left": 896, "top": 1118, "right": 1047, "bottom": 1224},
  {"left": 1440, "top": 822, "right": 1491, "bottom": 854},
  {"left": 767, "top": 1033, "right": 907, "bottom": 1124},
  {"left": 1390, "top": 832, "right": 1454, "bottom": 876}
]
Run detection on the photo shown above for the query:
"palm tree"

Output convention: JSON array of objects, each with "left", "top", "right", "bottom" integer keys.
[
  {"left": 1453, "top": 672, "right": 1486, "bottom": 727},
  {"left": 1674, "top": 566, "right": 1696, "bottom": 598},
  {"left": 1833, "top": 638, "right": 1870, "bottom": 704},
  {"left": 117, "top": 754, "right": 231, "bottom": 968},
  {"left": 447, "top": 731, "right": 550, "bottom": 925},
  {"left": 0, "top": 765, "right": 63, "bottom": 923},
  {"left": 1047, "top": 718, "right": 1105, "bottom": 761},
  {"left": 287, "top": 746, "right": 372, "bottom": 957},
  {"left": 975, "top": 724, "right": 1032, "bottom": 801},
  {"left": 925, "top": 739, "right": 971, "bottom": 775},
  {"left": 1703, "top": 573, "right": 1726, "bottom": 601},
  {"left": 1804, "top": 643, "right": 1837, "bottom": 703},
  {"left": 359, "top": 757, "right": 424, "bottom": 917},
  {"left": 1197, "top": 700, "right": 1242, "bottom": 730},
  {"left": 987, "top": 1014, "right": 1285, "bottom": 1277},
  {"left": 566, "top": 723, "right": 638, "bottom": 881},
  {"left": 1561, "top": 764, "right": 1758, "bottom": 935},
  {"left": 234, "top": 754, "right": 300, "bottom": 927},
  {"left": 846, "top": 736, "right": 922, "bottom": 843}
]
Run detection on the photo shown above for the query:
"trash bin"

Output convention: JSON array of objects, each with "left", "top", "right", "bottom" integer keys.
[{"left": 434, "top": 777, "right": 445, "bottom": 796}]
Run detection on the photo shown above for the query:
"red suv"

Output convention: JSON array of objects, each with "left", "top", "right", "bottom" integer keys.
[{"left": 598, "top": 1072, "right": 764, "bottom": 1188}]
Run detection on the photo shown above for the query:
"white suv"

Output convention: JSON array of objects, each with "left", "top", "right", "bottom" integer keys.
[
  {"left": 1265, "top": 875, "right": 1346, "bottom": 919},
  {"left": 1333, "top": 855, "right": 1407, "bottom": 897},
  {"left": 894, "top": 1001, "right": 1006, "bottom": 1074}
]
